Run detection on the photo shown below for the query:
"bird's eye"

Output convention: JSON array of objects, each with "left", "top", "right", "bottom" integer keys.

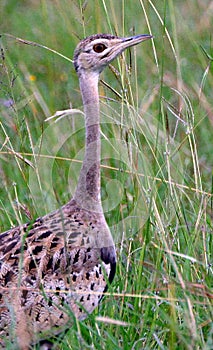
[{"left": 93, "top": 43, "right": 107, "bottom": 53}]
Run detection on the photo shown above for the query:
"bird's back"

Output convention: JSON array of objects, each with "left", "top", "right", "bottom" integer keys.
[{"left": 0, "top": 199, "right": 116, "bottom": 347}]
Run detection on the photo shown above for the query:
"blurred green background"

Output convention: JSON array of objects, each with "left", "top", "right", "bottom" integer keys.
[{"left": 0, "top": 1, "right": 212, "bottom": 349}]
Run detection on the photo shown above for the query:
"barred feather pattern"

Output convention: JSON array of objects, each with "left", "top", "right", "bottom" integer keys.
[{"left": 0, "top": 199, "right": 116, "bottom": 348}]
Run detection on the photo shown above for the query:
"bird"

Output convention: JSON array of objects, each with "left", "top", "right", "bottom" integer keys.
[{"left": 0, "top": 33, "right": 152, "bottom": 349}]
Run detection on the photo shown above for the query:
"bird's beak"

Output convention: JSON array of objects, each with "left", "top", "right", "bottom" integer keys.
[
  {"left": 103, "top": 33, "right": 152, "bottom": 70},
  {"left": 108, "top": 34, "right": 152, "bottom": 61},
  {"left": 121, "top": 34, "right": 153, "bottom": 49}
]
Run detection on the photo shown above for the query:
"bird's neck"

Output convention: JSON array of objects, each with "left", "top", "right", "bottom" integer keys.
[{"left": 73, "top": 71, "right": 102, "bottom": 213}]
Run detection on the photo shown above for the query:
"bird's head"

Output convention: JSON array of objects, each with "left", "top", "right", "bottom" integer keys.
[{"left": 73, "top": 33, "right": 152, "bottom": 75}]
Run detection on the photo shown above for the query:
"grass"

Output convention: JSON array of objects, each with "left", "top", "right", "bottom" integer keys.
[{"left": 0, "top": 0, "right": 212, "bottom": 349}]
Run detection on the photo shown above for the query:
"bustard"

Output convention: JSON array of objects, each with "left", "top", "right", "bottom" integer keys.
[{"left": 0, "top": 33, "right": 152, "bottom": 349}]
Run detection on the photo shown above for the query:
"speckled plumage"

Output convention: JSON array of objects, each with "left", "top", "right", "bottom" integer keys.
[
  {"left": 0, "top": 32, "right": 152, "bottom": 349},
  {"left": 0, "top": 199, "right": 115, "bottom": 348}
]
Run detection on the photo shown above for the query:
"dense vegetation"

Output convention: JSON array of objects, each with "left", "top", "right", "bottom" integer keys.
[{"left": 0, "top": 1, "right": 212, "bottom": 349}]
